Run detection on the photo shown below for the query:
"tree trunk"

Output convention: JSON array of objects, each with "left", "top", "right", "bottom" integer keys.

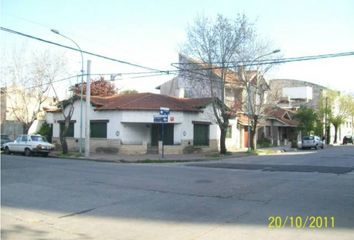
[
  {"left": 333, "top": 125, "right": 338, "bottom": 144},
  {"left": 60, "top": 133, "right": 68, "bottom": 154},
  {"left": 252, "top": 127, "right": 258, "bottom": 150},
  {"left": 59, "top": 118, "right": 71, "bottom": 154},
  {"left": 250, "top": 116, "right": 258, "bottom": 150},
  {"left": 219, "top": 126, "right": 227, "bottom": 154},
  {"left": 23, "top": 122, "right": 32, "bottom": 134}
]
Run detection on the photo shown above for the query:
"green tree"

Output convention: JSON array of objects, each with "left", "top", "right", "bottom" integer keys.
[
  {"left": 37, "top": 122, "right": 52, "bottom": 143},
  {"left": 329, "top": 94, "right": 354, "bottom": 143},
  {"left": 294, "top": 106, "right": 318, "bottom": 136},
  {"left": 318, "top": 89, "right": 339, "bottom": 143}
]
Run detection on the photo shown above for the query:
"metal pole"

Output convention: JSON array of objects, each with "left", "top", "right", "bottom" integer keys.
[
  {"left": 325, "top": 96, "right": 328, "bottom": 143},
  {"left": 85, "top": 60, "right": 91, "bottom": 158},
  {"left": 161, "top": 123, "right": 164, "bottom": 158},
  {"left": 247, "top": 83, "right": 251, "bottom": 152},
  {"left": 50, "top": 29, "right": 84, "bottom": 155}
]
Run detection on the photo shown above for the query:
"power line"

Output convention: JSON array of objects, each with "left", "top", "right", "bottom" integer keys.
[
  {"left": 1, "top": 26, "right": 168, "bottom": 73},
  {"left": 172, "top": 51, "right": 354, "bottom": 69},
  {"left": 23, "top": 74, "right": 80, "bottom": 90},
  {"left": 22, "top": 71, "right": 176, "bottom": 90}
]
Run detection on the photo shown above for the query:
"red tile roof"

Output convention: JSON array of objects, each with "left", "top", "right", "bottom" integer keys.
[
  {"left": 264, "top": 107, "right": 298, "bottom": 126},
  {"left": 89, "top": 93, "right": 213, "bottom": 112}
]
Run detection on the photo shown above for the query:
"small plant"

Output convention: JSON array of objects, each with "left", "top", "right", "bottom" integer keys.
[
  {"left": 37, "top": 122, "right": 52, "bottom": 142},
  {"left": 257, "top": 138, "right": 272, "bottom": 148}
]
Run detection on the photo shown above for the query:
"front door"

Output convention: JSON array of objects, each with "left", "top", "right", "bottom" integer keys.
[
  {"left": 244, "top": 126, "right": 249, "bottom": 148},
  {"left": 151, "top": 124, "right": 174, "bottom": 146}
]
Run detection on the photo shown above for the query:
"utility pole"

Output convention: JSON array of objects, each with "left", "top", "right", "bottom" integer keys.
[
  {"left": 85, "top": 60, "right": 91, "bottom": 158},
  {"left": 325, "top": 96, "right": 329, "bottom": 144}
]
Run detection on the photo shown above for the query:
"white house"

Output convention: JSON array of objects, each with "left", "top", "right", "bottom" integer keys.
[{"left": 45, "top": 93, "right": 241, "bottom": 154}]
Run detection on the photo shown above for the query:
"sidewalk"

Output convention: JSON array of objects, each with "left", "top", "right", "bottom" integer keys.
[
  {"left": 50, "top": 145, "right": 320, "bottom": 163},
  {"left": 50, "top": 150, "right": 250, "bottom": 163}
]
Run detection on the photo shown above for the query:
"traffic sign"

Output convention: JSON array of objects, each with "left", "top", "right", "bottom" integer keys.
[
  {"left": 159, "top": 107, "right": 170, "bottom": 116},
  {"left": 153, "top": 115, "right": 168, "bottom": 123}
]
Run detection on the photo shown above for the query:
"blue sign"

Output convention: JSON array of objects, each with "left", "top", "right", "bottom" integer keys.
[
  {"left": 154, "top": 115, "right": 168, "bottom": 123},
  {"left": 159, "top": 107, "right": 170, "bottom": 116}
]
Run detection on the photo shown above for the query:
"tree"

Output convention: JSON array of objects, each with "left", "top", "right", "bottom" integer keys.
[
  {"left": 37, "top": 122, "right": 52, "bottom": 143},
  {"left": 54, "top": 77, "right": 118, "bottom": 154},
  {"left": 319, "top": 90, "right": 354, "bottom": 143},
  {"left": 294, "top": 106, "right": 318, "bottom": 136},
  {"left": 4, "top": 50, "right": 65, "bottom": 133},
  {"left": 237, "top": 66, "right": 275, "bottom": 150},
  {"left": 329, "top": 94, "right": 353, "bottom": 143},
  {"left": 72, "top": 77, "right": 117, "bottom": 96},
  {"left": 181, "top": 14, "right": 258, "bottom": 154},
  {"left": 50, "top": 84, "right": 77, "bottom": 154}
]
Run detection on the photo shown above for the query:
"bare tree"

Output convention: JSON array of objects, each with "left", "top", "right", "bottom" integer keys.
[
  {"left": 235, "top": 48, "right": 280, "bottom": 150},
  {"left": 4, "top": 50, "right": 66, "bottom": 133},
  {"left": 181, "top": 14, "right": 254, "bottom": 154},
  {"left": 50, "top": 85, "right": 76, "bottom": 154}
]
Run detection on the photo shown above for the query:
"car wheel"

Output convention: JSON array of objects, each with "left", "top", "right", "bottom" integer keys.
[
  {"left": 24, "top": 148, "right": 32, "bottom": 157},
  {"left": 4, "top": 147, "right": 10, "bottom": 154},
  {"left": 315, "top": 145, "right": 318, "bottom": 150}
]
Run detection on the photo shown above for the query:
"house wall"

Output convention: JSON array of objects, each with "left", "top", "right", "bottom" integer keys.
[
  {"left": 225, "top": 119, "right": 240, "bottom": 151},
  {"left": 269, "top": 79, "right": 326, "bottom": 109},
  {"left": 121, "top": 123, "right": 150, "bottom": 145},
  {"left": 47, "top": 100, "right": 226, "bottom": 154},
  {"left": 282, "top": 86, "right": 313, "bottom": 100}
]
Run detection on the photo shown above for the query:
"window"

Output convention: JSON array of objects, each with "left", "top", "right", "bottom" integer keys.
[
  {"left": 193, "top": 123, "right": 209, "bottom": 146},
  {"left": 60, "top": 122, "right": 74, "bottom": 137},
  {"left": 266, "top": 126, "right": 271, "bottom": 137},
  {"left": 226, "top": 126, "right": 232, "bottom": 138},
  {"left": 90, "top": 121, "right": 108, "bottom": 138},
  {"left": 31, "top": 135, "right": 45, "bottom": 142},
  {"left": 21, "top": 135, "right": 28, "bottom": 142}
]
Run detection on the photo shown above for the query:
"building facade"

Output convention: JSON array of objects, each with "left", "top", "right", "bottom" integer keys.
[{"left": 46, "top": 93, "right": 241, "bottom": 154}]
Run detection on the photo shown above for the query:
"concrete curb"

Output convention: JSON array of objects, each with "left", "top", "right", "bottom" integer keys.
[{"left": 48, "top": 152, "right": 252, "bottom": 164}]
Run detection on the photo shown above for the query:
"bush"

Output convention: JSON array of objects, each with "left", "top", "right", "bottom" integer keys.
[
  {"left": 37, "top": 122, "right": 52, "bottom": 142},
  {"left": 257, "top": 138, "right": 272, "bottom": 148}
]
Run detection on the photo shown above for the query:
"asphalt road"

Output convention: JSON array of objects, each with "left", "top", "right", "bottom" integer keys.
[{"left": 1, "top": 145, "right": 354, "bottom": 240}]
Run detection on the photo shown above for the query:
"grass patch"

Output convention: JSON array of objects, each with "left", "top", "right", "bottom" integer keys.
[
  {"left": 254, "top": 149, "right": 281, "bottom": 155},
  {"left": 137, "top": 159, "right": 186, "bottom": 163},
  {"left": 58, "top": 152, "right": 82, "bottom": 158}
]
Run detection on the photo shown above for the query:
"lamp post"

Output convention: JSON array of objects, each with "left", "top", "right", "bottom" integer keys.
[
  {"left": 51, "top": 29, "right": 84, "bottom": 155},
  {"left": 246, "top": 49, "right": 280, "bottom": 152}
]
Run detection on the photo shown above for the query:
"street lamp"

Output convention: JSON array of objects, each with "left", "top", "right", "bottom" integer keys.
[
  {"left": 246, "top": 49, "right": 280, "bottom": 152},
  {"left": 51, "top": 29, "right": 84, "bottom": 155}
]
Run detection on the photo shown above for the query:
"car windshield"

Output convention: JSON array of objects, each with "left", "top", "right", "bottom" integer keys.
[
  {"left": 303, "top": 136, "right": 314, "bottom": 140},
  {"left": 30, "top": 136, "right": 45, "bottom": 142}
]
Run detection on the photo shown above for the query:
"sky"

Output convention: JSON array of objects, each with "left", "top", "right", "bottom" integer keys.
[{"left": 1, "top": 0, "right": 354, "bottom": 98}]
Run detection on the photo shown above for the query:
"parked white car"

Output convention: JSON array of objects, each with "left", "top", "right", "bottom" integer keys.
[
  {"left": 3, "top": 134, "right": 54, "bottom": 157},
  {"left": 300, "top": 135, "right": 324, "bottom": 150}
]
